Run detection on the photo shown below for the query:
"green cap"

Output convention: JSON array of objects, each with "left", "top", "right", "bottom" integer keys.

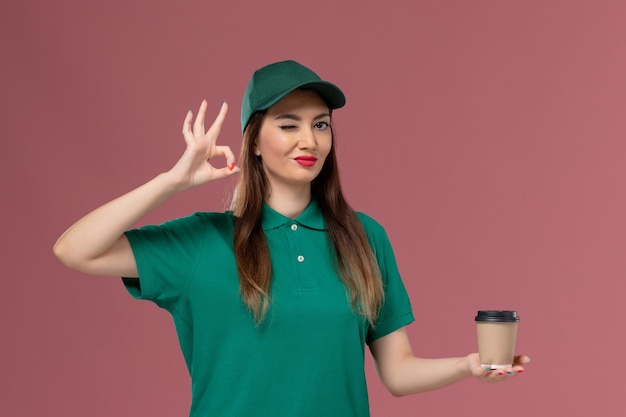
[{"left": 241, "top": 60, "right": 346, "bottom": 133}]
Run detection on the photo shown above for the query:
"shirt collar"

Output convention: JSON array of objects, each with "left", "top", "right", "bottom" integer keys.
[{"left": 261, "top": 199, "right": 326, "bottom": 231}]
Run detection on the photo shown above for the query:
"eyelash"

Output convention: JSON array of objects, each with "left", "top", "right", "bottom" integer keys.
[{"left": 279, "top": 122, "right": 330, "bottom": 130}]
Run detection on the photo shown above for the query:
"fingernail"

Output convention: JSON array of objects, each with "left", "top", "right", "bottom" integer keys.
[
  {"left": 229, "top": 163, "right": 235, "bottom": 171},
  {"left": 517, "top": 369, "right": 524, "bottom": 373},
  {"left": 498, "top": 371, "right": 504, "bottom": 375},
  {"left": 485, "top": 366, "right": 492, "bottom": 371},
  {"left": 507, "top": 371, "right": 514, "bottom": 375}
]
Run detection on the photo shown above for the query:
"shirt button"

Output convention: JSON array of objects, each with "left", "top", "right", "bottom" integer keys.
[
  {"left": 297, "top": 255, "right": 305, "bottom": 263},
  {"left": 291, "top": 224, "right": 298, "bottom": 231}
]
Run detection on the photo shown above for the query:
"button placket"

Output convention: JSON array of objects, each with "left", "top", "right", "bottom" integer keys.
[{"left": 290, "top": 223, "right": 305, "bottom": 263}]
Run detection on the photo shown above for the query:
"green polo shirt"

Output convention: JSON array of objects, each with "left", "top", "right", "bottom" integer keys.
[{"left": 123, "top": 200, "right": 414, "bottom": 417}]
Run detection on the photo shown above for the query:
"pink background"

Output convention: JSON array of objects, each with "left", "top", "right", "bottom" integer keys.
[{"left": 2, "top": 0, "right": 626, "bottom": 416}]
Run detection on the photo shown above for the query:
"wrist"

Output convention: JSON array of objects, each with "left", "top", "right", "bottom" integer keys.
[
  {"left": 457, "top": 355, "right": 473, "bottom": 379},
  {"left": 157, "top": 171, "right": 190, "bottom": 195},
  {"left": 160, "top": 170, "right": 193, "bottom": 192}
]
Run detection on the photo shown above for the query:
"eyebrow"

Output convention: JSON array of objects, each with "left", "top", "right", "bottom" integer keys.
[{"left": 274, "top": 112, "right": 331, "bottom": 122}]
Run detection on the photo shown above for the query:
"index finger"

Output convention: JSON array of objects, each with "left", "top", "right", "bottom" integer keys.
[{"left": 193, "top": 100, "right": 208, "bottom": 137}]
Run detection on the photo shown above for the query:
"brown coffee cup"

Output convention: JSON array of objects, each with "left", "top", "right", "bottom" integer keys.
[{"left": 475, "top": 310, "right": 519, "bottom": 369}]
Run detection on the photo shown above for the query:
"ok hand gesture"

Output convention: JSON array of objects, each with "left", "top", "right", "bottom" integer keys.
[{"left": 168, "top": 100, "right": 239, "bottom": 190}]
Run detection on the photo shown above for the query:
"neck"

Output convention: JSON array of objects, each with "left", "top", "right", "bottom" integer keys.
[{"left": 265, "top": 184, "right": 312, "bottom": 218}]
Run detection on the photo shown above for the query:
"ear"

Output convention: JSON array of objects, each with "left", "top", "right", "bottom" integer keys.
[{"left": 253, "top": 143, "right": 261, "bottom": 156}]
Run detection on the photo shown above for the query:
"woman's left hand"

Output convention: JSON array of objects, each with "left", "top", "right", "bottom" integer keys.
[{"left": 467, "top": 353, "right": 530, "bottom": 383}]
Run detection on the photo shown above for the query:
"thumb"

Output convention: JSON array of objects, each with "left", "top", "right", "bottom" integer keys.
[{"left": 218, "top": 164, "right": 241, "bottom": 177}]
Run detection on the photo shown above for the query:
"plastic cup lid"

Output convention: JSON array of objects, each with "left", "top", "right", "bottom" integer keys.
[{"left": 475, "top": 310, "right": 520, "bottom": 322}]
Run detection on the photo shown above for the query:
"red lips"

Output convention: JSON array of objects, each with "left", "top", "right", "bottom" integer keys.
[{"left": 294, "top": 156, "right": 318, "bottom": 167}]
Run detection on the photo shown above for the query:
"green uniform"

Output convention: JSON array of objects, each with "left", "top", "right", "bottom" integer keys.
[{"left": 123, "top": 200, "right": 414, "bottom": 417}]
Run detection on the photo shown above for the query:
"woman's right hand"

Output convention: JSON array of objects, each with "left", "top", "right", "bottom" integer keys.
[{"left": 167, "top": 100, "right": 239, "bottom": 190}]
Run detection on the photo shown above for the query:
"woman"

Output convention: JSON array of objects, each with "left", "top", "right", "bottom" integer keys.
[{"left": 54, "top": 60, "right": 529, "bottom": 417}]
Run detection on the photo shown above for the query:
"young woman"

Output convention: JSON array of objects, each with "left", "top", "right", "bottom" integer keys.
[{"left": 54, "top": 60, "right": 529, "bottom": 417}]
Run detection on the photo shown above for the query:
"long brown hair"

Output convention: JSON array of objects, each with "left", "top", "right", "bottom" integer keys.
[{"left": 231, "top": 106, "right": 384, "bottom": 325}]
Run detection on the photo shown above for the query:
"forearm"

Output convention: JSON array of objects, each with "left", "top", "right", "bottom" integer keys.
[
  {"left": 370, "top": 329, "right": 475, "bottom": 396},
  {"left": 53, "top": 172, "right": 182, "bottom": 269},
  {"left": 385, "top": 356, "right": 471, "bottom": 396}
]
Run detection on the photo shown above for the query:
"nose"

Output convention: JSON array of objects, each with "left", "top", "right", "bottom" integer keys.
[{"left": 297, "top": 127, "right": 317, "bottom": 150}]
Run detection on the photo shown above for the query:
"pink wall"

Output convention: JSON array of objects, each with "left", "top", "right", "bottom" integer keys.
[{"left": 3, "top": 0, "right": 626, "bottom": 416}]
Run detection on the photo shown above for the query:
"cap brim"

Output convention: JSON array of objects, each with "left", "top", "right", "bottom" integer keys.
[{"left": 257, "top": 80, "right": 346, "bottom": 112}]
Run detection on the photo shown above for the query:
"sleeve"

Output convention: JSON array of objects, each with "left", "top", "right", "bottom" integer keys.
[
  {"left": 358, "top": 213, "right": 415, "bottom": 344},
  {"left": 121, "top": 213, "right": 207, "bottom": 311}
]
